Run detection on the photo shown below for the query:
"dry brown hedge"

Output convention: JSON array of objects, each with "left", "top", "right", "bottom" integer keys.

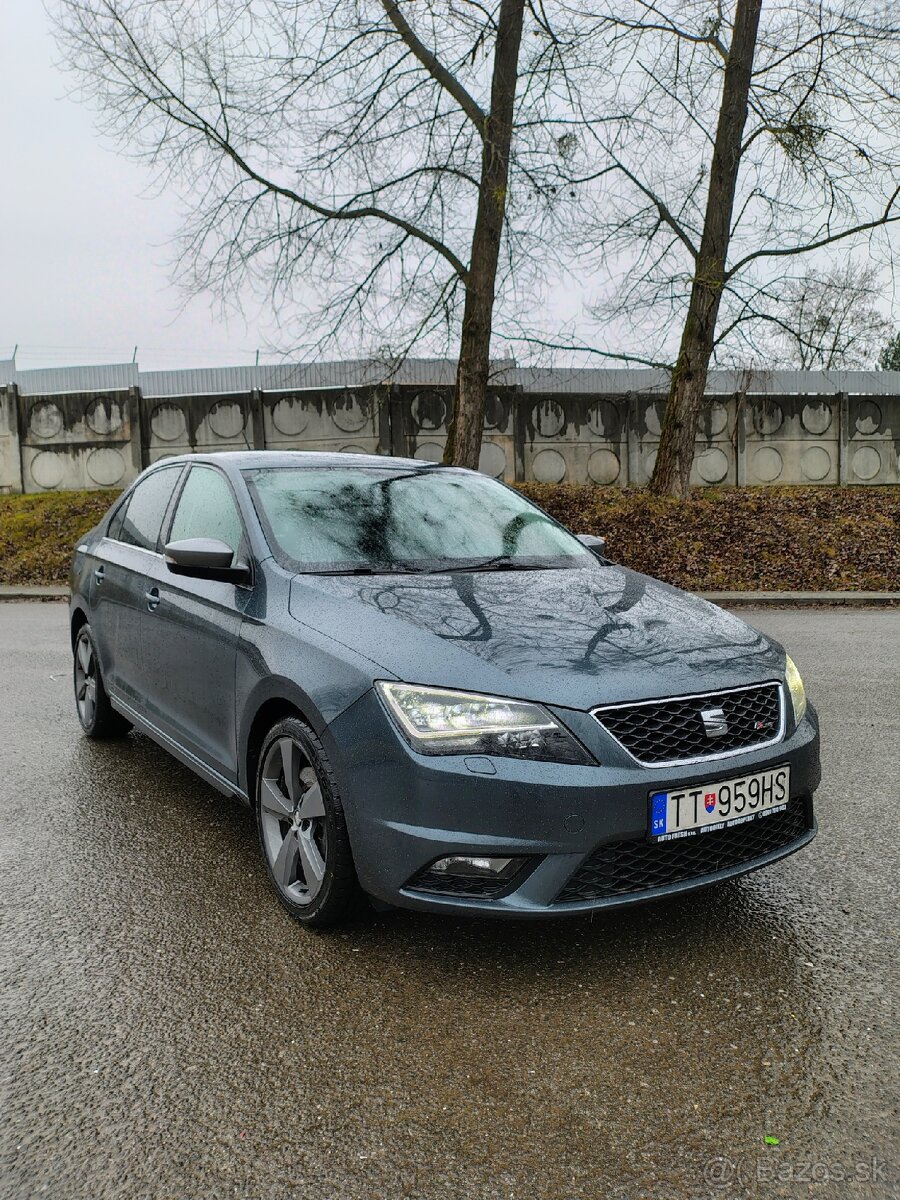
[
  {"left": 1, "top": 484, "right": 898, "bottom": 591},
  {"left": 518, "top": 484, "right": 900, "bottom": 591}
]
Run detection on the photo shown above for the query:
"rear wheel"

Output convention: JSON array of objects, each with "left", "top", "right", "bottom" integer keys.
[
  {"left": 73, "top": 624, "right": 131, "bottom": 738},
  {"left": 256, "top": 717, "right": 363, "bottom": 928}
]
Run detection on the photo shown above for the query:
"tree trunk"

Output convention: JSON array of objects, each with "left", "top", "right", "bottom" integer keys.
[
  {"left": 444, "top": 0, "right": 526, "bottom": 469},
  {"left": 649, "top": 0, "right": 763, "bottom": 497}
]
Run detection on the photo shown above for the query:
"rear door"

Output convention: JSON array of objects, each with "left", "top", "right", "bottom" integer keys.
[
  {"left": 140, "top": 463, "right": 252, "bottom": 781},
  {"left": 90, "top": 464, "right": 185, "bottom": 705}
]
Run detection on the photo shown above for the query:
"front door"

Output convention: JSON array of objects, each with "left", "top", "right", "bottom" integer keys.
[{"left": 140, "top": 464, "right": 252, "bottom": 782}]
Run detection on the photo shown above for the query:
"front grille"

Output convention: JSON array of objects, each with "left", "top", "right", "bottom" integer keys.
[
  {"left": 554, "top": 798, "right": 810, "bottom": 904},
  {"left": 593, "top": 682, "right": 783, "bottom": 765}
]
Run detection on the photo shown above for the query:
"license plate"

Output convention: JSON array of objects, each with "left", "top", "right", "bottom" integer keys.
[{"left": 649, "top": 765, "right": 790, "bottom": 841}]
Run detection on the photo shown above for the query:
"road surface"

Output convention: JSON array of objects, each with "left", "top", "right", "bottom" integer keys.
[{"left": 1, "top": 602, "right": 898, "bottom": 1199}]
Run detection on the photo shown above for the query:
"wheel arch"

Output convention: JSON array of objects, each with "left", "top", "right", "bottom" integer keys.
[
  {"left": 240, "top": 681, "right": 325, "bottom": 803},
  {"left": 70, "top": 603, "right": 90, "bottom": 649}
]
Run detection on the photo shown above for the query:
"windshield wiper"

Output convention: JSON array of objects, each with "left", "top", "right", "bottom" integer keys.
[
  {"left": 441, "top": 556, "right": 550, "bottom": 573},
  {"left": 297, "top": 565, "right": 430, "bottom": 576}
]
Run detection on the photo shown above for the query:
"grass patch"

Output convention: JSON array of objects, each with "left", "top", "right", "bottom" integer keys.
[
  {"left": 0, "top": 490, "right": 120, "bottom": 586},
  {"left": 0, "top": 484, "right": 898, "bottom": 591}
]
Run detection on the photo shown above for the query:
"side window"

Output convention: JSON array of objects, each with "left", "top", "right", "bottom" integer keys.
[
  {"left": 118, "top": 467, "right": 182, "bottom": 551},
  {"left": 168, "top": 466, "right": 244, "bottom": 558},
  {"left": 107, "top": 499, "right": 127, "bottom": 541}
]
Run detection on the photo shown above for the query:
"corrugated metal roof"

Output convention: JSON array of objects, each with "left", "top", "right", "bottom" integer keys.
[
  {"left": 13, "top": 362, "right": 139, "bottom": 395},
  {"left": 7, "top": 357, "right": 900, "bottom": 397}
]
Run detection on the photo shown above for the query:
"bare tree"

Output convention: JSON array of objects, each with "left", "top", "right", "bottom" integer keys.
[
  {"left": 767, "top": 262, "right": 891, "bottom": 369},
  {"left": 878, "top": 331, "right": 900, "bottom": 370},
  {"left": 563, "top": 0, "right": 900, "bottom": 495},
  {"left": 54, "top": 0, "right": 609, "bottom": 469}
]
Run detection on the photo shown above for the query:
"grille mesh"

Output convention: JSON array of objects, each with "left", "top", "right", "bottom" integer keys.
[
  {"left": 407, "top": 867, "right": 518, "bottom": 899},
  {"left": 555, "top": 799, "right": 810, "bottom": 904},
  {"left": 594, "top": 683, "right": 782, "bottom": 764}
]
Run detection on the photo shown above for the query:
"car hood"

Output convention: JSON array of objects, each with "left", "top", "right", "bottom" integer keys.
[{"left": 288, "top": 564, "right": 785, "bottom": 711}]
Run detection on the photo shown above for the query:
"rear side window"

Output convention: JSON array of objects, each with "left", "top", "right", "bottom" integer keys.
[
  {"left": 168, "top": 466, "right": 244, "bottom": 557},
  {"left": 117, "top": 466, "right": 182, "bottom": 552}
]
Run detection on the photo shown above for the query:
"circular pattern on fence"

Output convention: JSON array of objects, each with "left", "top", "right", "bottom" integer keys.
[
  {"left": 587, "top": 448, "right": 621, "bottom": 485},
  {"left": 150, "top": 403, "right": 187, "bottom": 442},
  {"left": 30, "top": 451, "right": 64, "bottom": 489},
  {"left": 800, "top": 446, "right": 831, "bottom": 481},
  {"left": 532, "top": 400, "right": 565, "bottom": 438},
  {"left": 701, "top": 402, "right": 729, "bottom": 437},
  {"left": 695, "top": 447, "right": 729, "bottom": 484},
  {"left": 854, "top": 400, "right": 881, "bottom": 436},
  {"left": 484, "top": 393, "right": 505, "bottom": 431},
  {"left": 338, "top": 444, "right": 368, "bottom": 456},
  {"left": 752, "top": 401, "right": 784, "bottom": 436},
  {"left": 331, "top": 392, "right": 370, "bottom": 433},
  {"left": 86, "top": 447, "right": 126, "bottom": 487},
  {"left": 413, "top": 442, "right": 443, "bottom": 462},
  {"left": 411, "top": 392, "right": 445, "bottom": 431},
  {"left": 531, "top": 448, "right": 566, "bottom": 482},
  {"left": 588, "top": 400, "right": 620, "bottom": 439},
  {"left": 86, "top": 397, "right": 123, "bottom": 436},
  {"left": 643, "top": 402, "right": 665, "bottom": 437},
  {"left": 801, "top": 402, "right": 832, "bottom": 435},
  {"left": 29, "top": 402, "right": 63, "bottom": 440},
  {"left": 851, "top": 446, "right": 881, "bottom": 480},
  {"left": 478, "top": 441, "right": 506, "bottom": 478},
  {"left": 271, "top": 398, "right": 308, "bottom": 437},
  {"left": 752, "top": 446, "right": 783, "bottom": 482},
  {"left": 207, "top": 401, "right": 246, "bottom": 439}
]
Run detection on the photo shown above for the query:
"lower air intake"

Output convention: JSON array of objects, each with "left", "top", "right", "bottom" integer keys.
[{"left": 555, "top": 799, "right": 811, "bottom": 904}]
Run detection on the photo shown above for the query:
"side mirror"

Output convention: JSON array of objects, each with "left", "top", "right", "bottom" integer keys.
[
  {"left": 164, "top": 538, "right": 251, "bottom": 583},
  {"left": 576, "top": 533, "right": 608, "bottom": 556}
]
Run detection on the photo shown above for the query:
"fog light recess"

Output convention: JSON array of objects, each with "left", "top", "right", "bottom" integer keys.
[{"left": 408, "top": 855, "right": 531, "bottom": 898}]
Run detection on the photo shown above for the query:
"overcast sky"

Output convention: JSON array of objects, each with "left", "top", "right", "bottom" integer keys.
[
  {"left": 3, "top": 1, "right": 896, "bottom": 377},
  {"left": 0, "top": 0, "right": 280, "bottom": 371}
]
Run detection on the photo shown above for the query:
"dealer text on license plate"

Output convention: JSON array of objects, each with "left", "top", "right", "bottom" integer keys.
[{"left": 649, "top": 766, "right": 790, "bottom": 841}]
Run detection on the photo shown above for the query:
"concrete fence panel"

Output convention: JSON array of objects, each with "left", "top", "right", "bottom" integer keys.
[{"left": 1, "top": 360, "right": 897, "bottom": 492}]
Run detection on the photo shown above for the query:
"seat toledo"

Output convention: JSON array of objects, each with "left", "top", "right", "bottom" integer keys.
[{"left": 70, "top": 452, "right": 819, "bottom": 926}]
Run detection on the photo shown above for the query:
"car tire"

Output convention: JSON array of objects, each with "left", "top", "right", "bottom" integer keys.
[
  {"left": 73, "top": 623, "right": 132, "bottom": 739},
  {"left": 255, "top": 717, "right": 364, "bottom": 928}
]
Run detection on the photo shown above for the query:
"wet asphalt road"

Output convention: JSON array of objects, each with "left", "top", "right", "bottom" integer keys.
[{"left": 1, "top": 602, "right": 898, "bottom": 1200}]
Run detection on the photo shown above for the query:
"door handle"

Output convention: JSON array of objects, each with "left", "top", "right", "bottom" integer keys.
[
  {"left": 145, "top": 587, "right": 161, "bottom": 612},
  {"left": 94, "top": 565, "right": 105, "bottom": 585}
]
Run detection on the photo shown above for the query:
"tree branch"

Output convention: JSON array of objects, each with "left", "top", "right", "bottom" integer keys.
[
  {"left": 379, "top": 0, "right": 487, "bottom": 133},
  {"left": 726, "top": 187, "right": 900, "bottom": 277}
]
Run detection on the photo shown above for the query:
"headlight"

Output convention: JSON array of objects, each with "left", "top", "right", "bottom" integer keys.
[
  {"left": 785, "top": 655, "right": 807, "bottom": 725},
  {"left": 375, "top": 681, "right": 595, "bottom": 764}
]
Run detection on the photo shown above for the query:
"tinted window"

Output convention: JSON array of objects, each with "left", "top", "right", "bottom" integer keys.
[
  {"left": 168, "top": 466, "right": 244, "bottom": 557},
  {"left": 243, "top": 466, "right": 592, "bottom": 573},
  {"left": 117, "top": 467, "right": 182, "bottom": 551}
]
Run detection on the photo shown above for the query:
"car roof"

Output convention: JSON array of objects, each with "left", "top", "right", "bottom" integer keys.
[{"left": 151, "top": 450, "right": 443, "bottom": 472}]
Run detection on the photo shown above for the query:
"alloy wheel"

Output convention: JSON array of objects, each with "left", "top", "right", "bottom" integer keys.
[
  {"left": 74, "top": 630, "right": 98, "bottom": 729},
  {"left": 259, "top": 736, "right": 328, "bottom": 906}
]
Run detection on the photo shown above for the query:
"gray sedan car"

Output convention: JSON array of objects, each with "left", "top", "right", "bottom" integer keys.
[{"left": 69, "top": 451, "right": 819, "bottom": 926}]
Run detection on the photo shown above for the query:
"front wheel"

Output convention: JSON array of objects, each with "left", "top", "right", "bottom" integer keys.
[
  {"left": 73, "top": 623, "right": 131, "bottom": 739},
  {"left": 256, "top": 717, "right": 364, "bottom": 928}
]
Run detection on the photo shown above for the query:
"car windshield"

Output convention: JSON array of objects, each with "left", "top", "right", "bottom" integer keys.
[{"left": 243, "top": 465, "right": 595, "bottom": 573}]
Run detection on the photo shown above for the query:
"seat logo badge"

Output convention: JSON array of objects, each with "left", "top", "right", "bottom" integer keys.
[{"left": 700, "top": 706, "right": 729, "bottom": 739}]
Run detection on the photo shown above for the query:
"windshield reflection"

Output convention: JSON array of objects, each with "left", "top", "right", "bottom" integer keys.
[{"left": 244, "top": 465, "right": 593, "bottom": 574}]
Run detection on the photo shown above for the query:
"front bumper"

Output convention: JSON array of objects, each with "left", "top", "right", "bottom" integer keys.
[{"left": 323, "top": 690, "right": 821, "bottom": 918}]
